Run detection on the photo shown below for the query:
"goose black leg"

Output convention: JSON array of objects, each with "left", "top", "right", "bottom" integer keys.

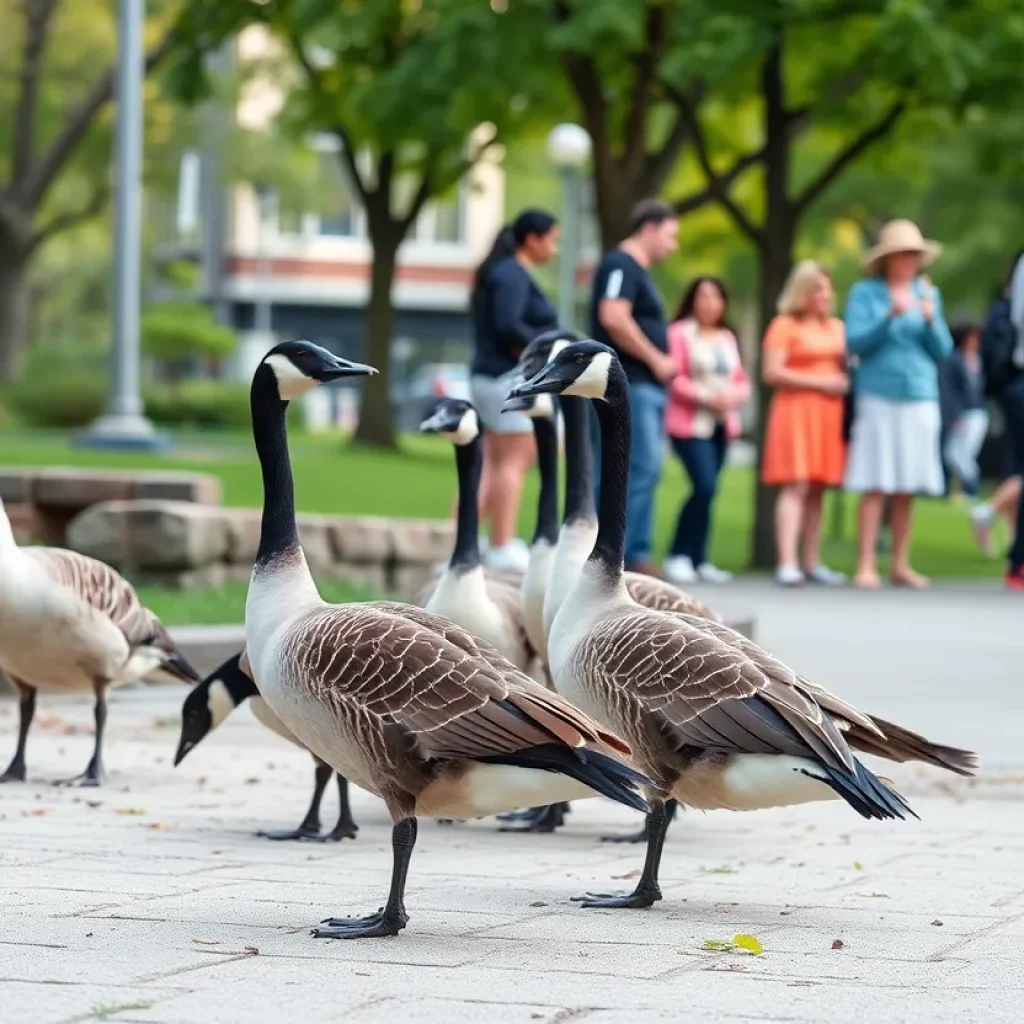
[
  {"left": 601, "top": 799, "right": 677, "bottom": 844},
  {"left": 57, "top": 686, "right": 106, "bottom": 787},
  {"left": 314, "top": 817, "right": 418, "bottom": 939},
  {"left": 499, "top": 801, "right": 571, "bottom": 833},
  {"left": 258, "top": 760, "right": 333, "bottom": 841},
  {"left": 322, "top": 774, "right": 359, "bottom": 841},
  {"left": 0, "top": 683, "right": 36, "bottom": 783},
  {"left": 573, "top": 799, "right": 670, "bottom": 909}
]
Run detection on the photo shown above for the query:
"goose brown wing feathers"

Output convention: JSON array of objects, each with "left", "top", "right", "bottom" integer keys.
[
  {"left": 579, "top": 608, "right": 858, "bottom": 771},
  {"left": 283, "top": 604, "right": 632, "bottom": 766},
  {"left": 624, "top": 573, "right": 722, "bottom": 621}
]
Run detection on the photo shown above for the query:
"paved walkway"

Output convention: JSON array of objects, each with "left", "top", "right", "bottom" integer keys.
[{"left": 1, "top": 581, "right": 1022, "bottom": 1023}]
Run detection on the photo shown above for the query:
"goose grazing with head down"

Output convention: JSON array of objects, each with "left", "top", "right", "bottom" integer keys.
[
  {"left": 243, "top": 339, "right": 652, "bottom": 938},
  {"left": 175, "top": 652, "right": 358, "bottom": 842},
  {"left": 0, "top": 500, "right": 200, "bottom": 786},
  {"left": 508, "top": 341, "right": 977, "bottom": 911},
  {"left": 418, "top": 398, "right": 533, "bottom": 672}
]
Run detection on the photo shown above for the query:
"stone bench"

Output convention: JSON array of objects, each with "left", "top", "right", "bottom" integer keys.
[
  {"left": 66, "top": 499, "right": 454, "bottom": 598},
  {"left": 0, "top": 468, "right": 221, "bottom": 546}
]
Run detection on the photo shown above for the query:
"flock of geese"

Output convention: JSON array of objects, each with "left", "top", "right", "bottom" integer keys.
[{"left": 0, "top": 329, "right": 977, "bottom": 940}]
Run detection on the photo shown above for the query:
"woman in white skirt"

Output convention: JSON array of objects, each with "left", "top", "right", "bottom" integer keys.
[{"left": 844, "top": 220, "right": 955, "bottom": 589}]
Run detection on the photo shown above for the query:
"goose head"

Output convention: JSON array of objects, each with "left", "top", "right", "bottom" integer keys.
[
  {"left": 515, "top": 328, "right": 584, "bottom": 383},
  {"left": 257, "top": 340, "right": 376, "bottom": 401},
  {"left": 507, "top": 340, "right": 617, "bottom": 403},
  {"left": 174, "top": 653, "right": 258, "bottom": 766},
  {"left": 419, "top": 398, "right": 481, "bottom": 447}
]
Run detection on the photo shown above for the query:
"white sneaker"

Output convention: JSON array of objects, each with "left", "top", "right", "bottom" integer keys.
[
  {"left": 663, "top": 555, "right": 698, "bottom": 585},
  {"left": 485, "top": 539, "right": 530, "bottom": 573},
  {"left": 775, "top": 564, "right": 805, "bottom": 587},
  {"left": 805, "top": 564, "right": 846, "bottom": 586},
  {"left": 696, "top": 563, "right": 733, "bottom": 584},
  {"left": 970, "top": 505, "right": 995, "bottom": 556}
]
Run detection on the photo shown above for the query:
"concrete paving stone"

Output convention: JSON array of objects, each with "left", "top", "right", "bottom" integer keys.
[
  {"left": 0, "top": 981, "right": 184, "bottom": 1024},
  {"left": 1, "top": 579, "right": 1023, "bottom": 1022}
]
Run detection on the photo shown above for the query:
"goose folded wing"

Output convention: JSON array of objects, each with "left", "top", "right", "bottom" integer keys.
[
  {"left": 285, "top": 605, "right": 629, "bottom": 762},
  {"left": 27, "top": 548, "right": 179, "bottom": 656},
  {"left": 624, "top": 575, "right": 722, "bottom": 622},
  {"left": 583, "top": 610, "right": 856, "bottom": 771}
]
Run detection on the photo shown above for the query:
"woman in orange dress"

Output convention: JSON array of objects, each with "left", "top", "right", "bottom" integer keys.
[{"left": 761, "top": 260, "right": 849, "bottom": 586}]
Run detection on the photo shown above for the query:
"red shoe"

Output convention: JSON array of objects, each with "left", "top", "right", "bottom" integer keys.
[{"left": 1005, "top": 567, "right": 1024, "bottom": 591}]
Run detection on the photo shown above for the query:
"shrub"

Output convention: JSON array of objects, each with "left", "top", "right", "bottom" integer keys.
[
  {"left": 142, "top": 303, "right": 236, "bottom": 365},
  {"left": 6, "top": 364, "right": 107, "bottom": 428},
  {"left": 144, "top": 380, "right": 251, "bottom": 429}
]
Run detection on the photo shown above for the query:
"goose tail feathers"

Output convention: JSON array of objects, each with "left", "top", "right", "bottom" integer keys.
[
  {"left": 478, "top": 745, "right": 652, "bottom": 815},
  {"left": 805, "top": 758, "right": 918, "bottom": 821}
]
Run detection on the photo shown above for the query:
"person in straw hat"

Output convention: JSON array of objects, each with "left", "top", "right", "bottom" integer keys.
[{"left": 843, "top": 219, "right": 954, "bottom": 589}]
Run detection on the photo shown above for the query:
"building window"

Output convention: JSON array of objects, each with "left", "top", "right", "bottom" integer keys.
[{"left": 316, "top": 148, "right": 361, "bottom": 238}]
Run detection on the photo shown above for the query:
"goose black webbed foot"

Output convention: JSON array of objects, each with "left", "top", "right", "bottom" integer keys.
[
  {"left": 314, "top": 906, "right": 409, "bottom": 939},
  {"left": 257, "top": 824, "right": 324, "bottom": 842},
  {"left": 54, "top": 757, "right": 104, "bottom": 788},
  {"left": 571, "top": 883, "right": 662, "bottom": 909},
  {"left": 498, "top": 802, "right": 569, "bottom": 833},
  {"left": 322, "top": 813, "right": 359, "bottom": 842}
]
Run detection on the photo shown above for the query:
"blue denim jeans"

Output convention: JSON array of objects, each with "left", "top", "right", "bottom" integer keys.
[
  {"left": 670, "top": 425, "right": 729, "bottom": 566},
  {"left": 591, "top": 382, "right": 667, "bottom": 564}
]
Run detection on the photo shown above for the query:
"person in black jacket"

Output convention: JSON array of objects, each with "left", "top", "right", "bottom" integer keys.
[{"left": 470, "top": 209, "right": 560, "bottom": 572}]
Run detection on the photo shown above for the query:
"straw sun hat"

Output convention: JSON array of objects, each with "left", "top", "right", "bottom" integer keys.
[{"left": 861, "top": 219, "right": 942, "bottom": 274}]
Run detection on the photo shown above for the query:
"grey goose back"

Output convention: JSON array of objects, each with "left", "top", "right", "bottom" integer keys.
[
  {"left": 244, "top": 339, "right": 652, "bottom": 938},
  {"left": 0, "top": 499, "right": 199, "bottom": 786},
  {"left": 508, "top": 341, "right": 977, "bottom": 911},
  {"left": 175, "top": 651, "right": 358, "bottom": 842}
]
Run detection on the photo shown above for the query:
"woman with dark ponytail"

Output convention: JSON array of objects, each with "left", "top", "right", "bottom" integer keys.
[{"left": 470, "top": 208, "right": 560, "bottom": 572}]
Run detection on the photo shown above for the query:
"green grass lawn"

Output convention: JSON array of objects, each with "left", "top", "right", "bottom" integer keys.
[
  {"left": 1, "top": 427, "right": 1002, "bottom": 582},
  {"left": 135, "top": 579, "right": 373, "bottom": 626}
]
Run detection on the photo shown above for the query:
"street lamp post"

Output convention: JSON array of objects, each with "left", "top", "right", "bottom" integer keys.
[
  {"left": 546, "top": 124, "right": 592, "bottom": 330},
  {"left": 81, "top": 0, "right": 165, "bottom": 450}
]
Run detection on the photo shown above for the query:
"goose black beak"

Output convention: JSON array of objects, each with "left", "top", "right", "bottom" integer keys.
[
  {"left": 501, "top": 394, "right": 534, "bottom": 414},
  {"left": 173, "top": 736, "right": 195, "bottom": 767},
  {"left": 506, "top": 360, "right": 571, "bottom": 400},
  {"left": 316, "top": 357, "right": 377, "bottom": 382}
]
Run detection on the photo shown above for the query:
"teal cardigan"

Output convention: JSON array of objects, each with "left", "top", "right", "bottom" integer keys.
[{"left": 844, "top": 277, "right": 954, "bottom": 401}]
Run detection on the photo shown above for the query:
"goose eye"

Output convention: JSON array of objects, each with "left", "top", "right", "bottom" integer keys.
[{"left": 575, "top": 354, "right": 585, "bottom": 363}]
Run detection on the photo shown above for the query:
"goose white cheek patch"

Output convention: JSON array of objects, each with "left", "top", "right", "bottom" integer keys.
[
  {"left": 266, "top": 354, "right": 318, "bottom": 399},
  {"left": 526, "top": 394, "right": 555, "bottom": 419},
  {"left": 563, "top": 352, "right": 612, "bottom": 399},
  {"left": 446, "top": 409, "right": 480, "bottom": 446},
  {"left": 208, "top": 679, "right": 235, "bottom": 729}
]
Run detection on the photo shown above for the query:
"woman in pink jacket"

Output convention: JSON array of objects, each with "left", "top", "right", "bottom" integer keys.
[{"left": 663, "top": 277, "right": 751, "bottom": 585}]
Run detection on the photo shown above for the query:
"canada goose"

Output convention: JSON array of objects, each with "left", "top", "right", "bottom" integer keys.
[
  {"left": 509, "top": 341, "right": 977, "bottom": 910},
  {"left": 418, "top": 398, "right": 533, "bottom": 671},
  {"left": 243, "top": 339, "right": 652, "bottom": 938},
  {"left": 511, "top": 330, "right": 721, "bottom": 842},
  {"left": 175, "top": 652, "right": 358, "bottom": 842},
  {"left": 0, "top": 499, "right": 199, "bottom": 786}
]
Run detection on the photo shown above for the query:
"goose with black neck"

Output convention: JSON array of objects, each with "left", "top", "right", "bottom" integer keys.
[
  {"left": 243, "top": 340, "right": 655, "bottom": 938},
  {"left": 175, "top": 652, "right": 359, "bottom": 842},
  {"left": 508, "top": 341, "right": 976, "bottom": 912}
]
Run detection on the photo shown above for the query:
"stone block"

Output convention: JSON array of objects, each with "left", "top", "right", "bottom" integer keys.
[
  {"left": 131, "top": 472, "right": 222, "bottom": 505},
  {"left": 318, "top": 561, "right": 388, "bottom": 594},
  {"left": 392, "top": 562, "right": 437, "bottom": 602},
  {"left": 137, "top": 563, "right": 228, "bottom": 591},
  {"left": 67, "top": 500, "right": 230, "bottom": 570},
  {"left": 32, "top": 468, "right": 134, "bottom": 507},
  {"left": 0, "top": 470, "right": 31, "bottom": 503},
  {"left": 223, "top": 507, "right": 263, "bottom": 564},
  {"left": 296, "top": 514, "right": 334, "bottom": 573},
  {"left": 328, "top": 515, "right": 394, "bottom": 564},
  {"left": 391, "top": 518, "right": 455, "bottom": 566}
]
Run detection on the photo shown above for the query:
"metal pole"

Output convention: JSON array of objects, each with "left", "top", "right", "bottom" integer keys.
[
  {"left": 254, "top": 187, "right": 274, "bottom": 340},
  {"left": 81, "top": 0, "right": 164, "bottom": 449},
  {"left": 557, "top": 167, "right": 580, "bottom": 330}
]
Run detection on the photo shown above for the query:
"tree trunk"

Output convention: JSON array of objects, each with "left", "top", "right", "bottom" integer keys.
[
  {"left": 352, "top": 231, "right": 400, "bottom": 449},
  {"left": 750, "top": 39, "right": 795, "bottom": 570},
  {"left": 0, "top": 253, "right": 30, "bottom": 383}
]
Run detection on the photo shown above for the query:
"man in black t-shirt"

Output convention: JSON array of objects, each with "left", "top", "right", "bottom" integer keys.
[{"left": 589, "top": 199, "right": 679, "bottom": 577}]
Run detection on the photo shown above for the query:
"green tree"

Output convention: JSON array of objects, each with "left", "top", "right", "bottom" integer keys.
[
  {"left": 0, "top": 0, "right": 178, "bottom": 381},
  {"left": 171, "top": 0, "right": 547, "bottom": 448},
  {"left": 659, "top": 0, "right": 1024, "bottom": 566}
]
